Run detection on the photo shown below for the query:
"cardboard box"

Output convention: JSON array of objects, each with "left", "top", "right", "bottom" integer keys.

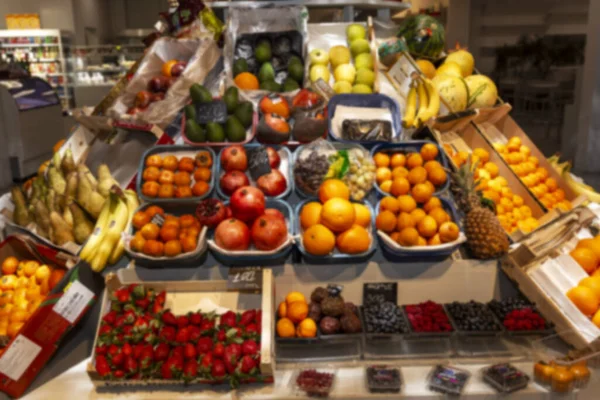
[{"left": 0, "top": 235, "right": 103, "bottom": 398}]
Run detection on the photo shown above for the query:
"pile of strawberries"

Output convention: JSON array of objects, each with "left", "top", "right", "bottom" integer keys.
[{"left": 94, "top": 284, "right": 265, "bottom": 387}]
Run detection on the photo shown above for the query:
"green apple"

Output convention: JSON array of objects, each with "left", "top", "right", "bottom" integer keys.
[
  {"left": 354, "top": 53, "right": 374, "bottom": 70},
  {"left": 350, "top": 38, "right": 370, "bottom": 57},
  {"left": 352, "top": 84, "right": 373, "bottom": 94},
  {"left": 346, "top": 23, "right": 366, "bottom": 43},
  {"left": 310, "top": 64, "right": 331, "bottom": 83},
  {"left": 329, "top": 45, "right": 351, "bottom": 69},
  {"left": 355, "top": 68, "right": 375, "bottom": 87},
  {"left": 334, "top": 63, "right": 356, "bottom": 83},
  {"left": 333, "top": 81, "right": 353, "bottom": 94},
  {"left": 309, "top": 48, "right": 329, "bottom": 66}
]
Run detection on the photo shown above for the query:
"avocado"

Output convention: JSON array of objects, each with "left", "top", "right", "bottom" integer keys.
[
  {"left": 206, "top": 122, "right": 226, "bottom": 142},
  {"left": 223, "top": 86, "right": 239, "bottom": 114},
  {"left": 288, "top": 62, "right": 304, "bottom": 83},
  {"left": 288, "top": 55, "right": 302, "bottom": 66},
  {"left": 255, "top": 43, "right": 272, "bottom": 64},
  {"left": 225, "top": 115, "right": 247, "bottom": 142},
  {"left": 185, "top": 120, "right": 206, "bottom": 143},
  {"left": 184, "top": 104, "right": 196, "bottom": 121},
  {"left": 234, "top": 101, "right": 254, "bottom": 128},
  {"left": 282, "top": 78, "right": 300, "bottom": 92},
  {"left": 258, "top": 62, "right": 275, "bottom": 83},
  {"left": 233, "top": 58, "right": 248, "bottom": 77},
  {"left": 190, "top": 84, "right": 212, "bottom": 105},
  {"left": 260, "top": 79, "right": 281, "bottom": 92}
]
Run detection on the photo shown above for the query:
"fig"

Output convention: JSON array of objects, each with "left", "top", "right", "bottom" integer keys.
[
  {"left": 340, "top": 312, "right": 362, "bottom": 334},
  {"left": 319, "top": 316, "right": 340, "bottom": 335},
  {"left": 308, "top": 302, "right": 322, "bottom": 322},
  {"left": 344, "top": 302, "right": 358, "bottom": 316}
]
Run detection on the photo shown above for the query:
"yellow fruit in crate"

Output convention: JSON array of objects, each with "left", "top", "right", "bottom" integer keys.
[
  {"left": 277, "top": 318, "right": 296, "bottom": 338},
  {"left": 473, "top": 148, "right": 490, "bottom": 164},
  {"left": 528, "top": 156, "right": 539, "bottom": 167},
  {"left": 476, "top": 168, "right": 491, "bottom": 181},
  {"left": 570, "top": 248, "right": 599, "bottom": 275},
  {"left": 390, "top": 154, "right": 407, "bottom": 168},
  {"left": 545, "top": 178, "right": 558, "bottom": 192},
  {"left": 380, "top": 196, "right": 400, "bottom": 213},
  {"left": 373, "top": 153, "right": 390, "bottom": 168},
  {"left": 428, "top": 168, "right": 447, "bottom": 187},
  {"left": 496, "top": 205, "right": 506, "bottom": 215},
  {"left": 494, "top": 143, "right": 507, "bottom": 153},
  {"left": 412, "top": 183, "right": 433, "bottom": 204},
  {"left": 0, "top": 276, "right": 17, "bottom": 291},
  {"left": 507, "top": 137, "right": 522, "bottom": 151},
  {"left": 500, "top": 197, "right": 514, "bottom": 213},
  {"left": 424, "top": 161, "right": 442, "bottom": 175},
  {"left": 567, "top": 286, "right": 599, "bottom": 316},
  {"left": 285, "top": 291, "right": 306, "bottom": 306},
  {"left": 392, "top": 166, "right": 409, "bottom": 180},
  {"left": 483, "top": 162, "right": 499, "bottom": 178},
  {"left": 483, "top": 190, "right": 500, "bottom": 204},
  {"left": 520, "top": 145, "right": 531, "bottom": 156},
  {"left": 500, "top": 187, "right": 513, "bottom": 199},
  {"left": 416, "top": 59, "right": 436, "bottom": 79},
  {"left": 488, "top": 179, "right": 502, "bottom": 193},
  {"left": 580, "top": 277, "right": 600, "bottom": 299},
  {"left": 35, "top": 265, "right": 50, "bottom": 283}
]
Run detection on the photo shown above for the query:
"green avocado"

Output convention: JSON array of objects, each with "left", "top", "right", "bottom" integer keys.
[
  {"left": 190, "top": 84, "right": 212, "bottom": 105},
  {"left": 225, "top": 115, "right": 246, "bottom": 142},
  {"left": 255, "top": 43, "right": 272, "bottom": 64},
  {"left": 206, "top": 122, "right": 226, "bottom": 142},
  {"left": 233, "top": 58, "right": 248, "bottom": 77},
  {"left": 234, "top": 101, "right": 254, "bottom": 128},
  {"left": 288, "top": 55, "right": 302, "bottom": 66},
  {"left": 282, "top": 77, "right": 300, "bottom": 92},
  {"left": 185, "top": 120, "right": 205, "bottom": 143},
  {"left": 260, "top": 79, "right": 281, "bottom": 92},
  {"left": 288, "top": 62, "right": 304, "bottom": 83},
  {"left": 184, "top": 104, "right": 196, "bottom": 121},
  {"left": 258, "top": 62, "right": 275, "bottom": 83},
  {"left": 223, "top": 86, "right": 239, "bottom": 114}
]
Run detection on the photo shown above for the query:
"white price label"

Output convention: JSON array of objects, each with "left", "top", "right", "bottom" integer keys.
[
  {"left": 0, "top": 335, "right": 42, "bottom": 381},
  {"left": 53, "top": 280, "right": 94, "bottom": 324}
]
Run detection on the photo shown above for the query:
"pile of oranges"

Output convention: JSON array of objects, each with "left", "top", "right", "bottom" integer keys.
[
  {"left": 300, "top": 180, "right": 372, "bottom": 256},
  {"left": 375, "top": 195, "right": 460, "bottom": 247},
  {"left": 494, "top": 137, "right": 571, "bottom": 212},
  {"left": 0, "top": 257, "right": 65, "bottom": 340},
  {"left": 141, "top": 151, "right": 212, "bottom": 199},
  {"left": 567, "top": 236, "right": 600, "bottom": 327},
  {"left": 276, "top": 291, "right": 316, "bottom": 338},
  {"left": 373, "top": 143, "right": 448, "bottom": 202},
  {"left": 130, "top": 206, "right": 202, "bottom": 258}
]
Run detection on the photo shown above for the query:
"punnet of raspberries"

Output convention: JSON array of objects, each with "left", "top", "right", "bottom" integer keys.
[
  {"left": 404, "top": 301, "right": 454, "bottom": 333},
  {"left": 296, "top": 369, "right": 335, "bottom": 397},
  {"left": 488, "top": 298, "right": 549, "bottom": 332},
  {"left": 94, "top": 284, "right": 265, "bottom": 387}
]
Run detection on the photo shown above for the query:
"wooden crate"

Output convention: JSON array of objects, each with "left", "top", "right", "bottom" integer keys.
[{"left": 87, "top": 269, "right": 275, "bottom": 387}]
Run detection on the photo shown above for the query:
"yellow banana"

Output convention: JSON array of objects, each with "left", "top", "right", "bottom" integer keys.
[
  {"left": 402, "top": 83, "right": 418, "bottom": 128},
  {"left": 78, "top": 196, "right": 111, "bottom": 261},
  {"left": 108, "top": 190, "right": 139, "bottom": 265},
  {"left": 414, "top": 80, "right": 429, "bottom": 127},
  {"left": 564, "top": 172, "right": 600, "bottom": 203},
  {"left": 418, "top": 78, "right": 440, "bottom": 124},
  {"left": 91, "top": 192, "right": 130, "bottom": 272}
]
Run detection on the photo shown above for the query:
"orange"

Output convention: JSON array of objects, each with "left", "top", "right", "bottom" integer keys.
[
  {"left": 391, "top": 166, "right": 409, "bottom": 179},
  {"left": 376, "top": 211, "right": 397, "bottom": 233},
  {"left": 321, "top": 198, "right": 356, "bottom": 233},
  {"left": 373, "top": 152, "right": 390, "bottom": 168},
  {"left": 412, "top": 183, "right": 433, "bottom": 204},
  {"left": 545, "top": 178, "right": 558, "bottom": 192},
  {"left": 7, "top": 322, "right": 24, "bottom": 339},
  {"left": 145, "top": 205, "right": 164, "bottom": 218},
  {"left": 408, "top": 167, "right": 427, "bottom": 185},
  {"left": 428, "top": 234, "right": 442, "bottom": 246},
  {"left": 519, "top": 145, "right": 531, "bottom": 156},
  {"left": 146, "top": 154, "right": 163, "bottom": 168},
  {"left": 483, "top": 162, "right": 499, "bottom": 178},
  {"left": 390, "top": 232, "right": 402, "bottom": 243},
  {"left": 276, "top": 318, "right": 296, "bottom": 338},
  {"left": 142, "top": 166, "right": 160, "bottom": 182},
  {"left": 300, "top": 202, "right": 323, "bottom": 229},
  {"left": 390, "top": 153, "right": 406, "bottom": 168},
  {"left": 570, "top": 248, "right": 599, "bottom": 275},
  {"left": 234, "top": 72, "right": 260, "bottom": 90},
  {"left": 428, "top": 168, "right": 447, "bottom": 187},
  {"left": 376, "top": 167, "right": 392, "bottom": 184},
  {"left": 337, "top": 225, "right": 371, "bottom": 254},
  {"left": 319, "top": 179, "right": 350, "bottom": 203},
  {"left": 353, "top": 203, "right": 371, "bottom": 228},
  {"left": 592, "top": 309, "right": 600, "bottom": 328},
  {"left": 303, "top": 224, "right": 336, "bottom": 256},
  {"left": 296, "top": 318, "right": 317, "bottom": 338},
  {"left": 410, "top": 208, "right": 427, "bottom": 224},
  {"left": 576, "top": 239, "right": 600, "bottom": 260},
  {"left": 130, "top": 232, "right": 147, "bottom": 253},
  {"left": 417, "top": 215, "right": 438, "bottom": 238},
  {"left": 161, "top": 59, "right": 179, "bottom": 77},
  {"left": 567, "top": 286, "right": 599, "bottom": 316},
  {"left": 164, "top": 240, "right": 183, "bottom": 257},
  {"left": 424, "top": 160, "right": 443, "bottom": 175},
  {"left": 0, "top": 276, "right": 17, "bottom": 291},
  {"left": 417, "top": 236, "right": 427, "bottom": 246},
  {"left": 287, "top": 301, "right": 309, "bottom": 324},
  {"left": 1, "top": 257, "right": 18, "bottom": 276},
  {"left": 429, "top": 208, "right": 450, "bottom": 226},
  {"left": 423, "top": 197, "right": 442, "bottom": 213},
  {"left": 191, "top": 181, "right": 209, "bottom": 197},
  {"left": 379, "top": 196, "right": 401, "bottom": 213},
  {"left": 390, "top": 177, "right": 410, "bottom": 197},
  {"left": 397, "top": 212, "right": 416, "bottom": 231},
  {"left": 579, "top": 277, "right": 600, "bottom": 299},
  {"left": 278, "top": 301, "right": 287, "bottom": 318},
  {"left": 439, "top": 222, "right": 460, "bottom": 243},
  {"left": 397, "top": 195, "right": 417, "bottom": 213},
  {"left": 380, "top": 180, "right": 392, "bottom": 193},
  {"left": 285, "top": 291, "right": 306, "bottom": 305},
  {"left": 9, "top": 309, "right": 28, "bottom": 323},
  {"left": 406, "top": 153, "right": 424, "bottom": 169},
  {"left": 160, "top": 226, "right": 179, "bottom": 242},
  {"left": 397, "top": 228, "right": 419, "bottom": 247},
  {"left": 472, "top": 148, "right": 490, "bottom": 164},
  {"left": 420, "top": 143, "right": 439, "bottom": 162}
]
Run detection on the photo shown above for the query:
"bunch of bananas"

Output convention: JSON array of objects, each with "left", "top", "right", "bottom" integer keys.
[
  {"left": 79, "top": 187, "right": 139, "bottom": 272},
  {"left": 547, "top": 155, "right": 600, "bottom": 203},
  {"left": 402, "top": 76, "right": 440, "bottom": 129}
]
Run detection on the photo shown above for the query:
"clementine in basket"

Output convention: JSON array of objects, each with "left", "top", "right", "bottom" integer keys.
[
  {"left": 409, "top": 208, "right": 426, "bottom": 225},
  {"left": 158, "top": 170, "right": 175, "bottom": 185},
  {"left": 140, "top": 223, "right": 160, "bottom": 240},
  {"left": 146, "top": 154, "right": 163, "bottom": 168},
  {"left": 439, "top": 222, "right": 460, "bottom": 243},
  {"left": 174, "top": 171, "right": 191, "bottom": 187},
  {"left": 391, "top": 166, "right": 409, "bottom": 180},
  {"left": 158, "top": 184, "right": 175, "bottom": 198},
  {"left": 164, "top": 240, "right": 183, "bottom": 257},
  {"left": 376, "top": 211, "right": 397, "bottom": 233},
  {"left": 376, "top": 167, "right": 392, "bottom": 184},
  {"left": 337, "top": 225, "right": 370, "bottom": 254},
  {"left": 318, "top": 179, "right": 350, "bottom": 203},
  {"left": 179, "top": 215, "right": 196, "bottom": 229},
  {"left": 579, "top": 277, "right": 600, "bottom": 299},
  {"left": 397, "top": 212, "right": 416, "bottom": 231},
  {"left": 143, "top": 240, "right": 164, "bottom": 257},
  {"left": 321, "top": 198, "right": 355, "bottom": 233},
  {"left": 390, "top": 177, "right": 410, "bottom": 197},
  {"left": 181, "top": 236, "right": 197, "bottom": 253},
  {"left": 406, "top": 153, "right": 424, "bottom": 169},
  {"left": 287, "top": 301, "right": 309, "bottom": 324},
  {"left": 428, "top": 234, "right": 442, "bottom": 246},
  {"left": 277, "top": 301, "right": 288, "bottom": 318},
  {"left": 352, "top": 203, "right": 371, "bottom": 228},
  {"left": 408, "top": 166, "right": 427, "bottom": 185},
  {"left": 420, "top": 143, "right": 439, "bottom": 161},
  {"left": 276, "top": 318, "right": 295, "bottom": 338},
  {"left": 567, "top": 286, "right": 599, "bottom": 316},
  {"left": 285, "top": 291, "right": 306, "bottom": 305},
  {"left": 160, "top": 226, "right": 179, "bottom": 242},
  {"left": 379, "top": 196, "right": 400, "bottom": 213},
  {"left": 142, "top": 166, "right": 160, "bottom": 182},
  {"left": 397, "top": 195, "right": 417, "bottom": 213},
  {"left": 472, "top": 148, "right": 490, "bottom": 164},
  {"left": 373, "top": 152, "right": 390, "bottom": 168},
  {"left": 428, "top": 168, "right": 447, "bottom": 187},
  {"left": 390, "top": 153, "right": 406, "bottom": 168},
  {"left": 417, "top": 236, "right": 427, "bottom": 246},
  {"left": 296, "top": 318, "right": 317, "bottom": 338},
  {"left": 1, "top": 257, "right": 18, "bottom": 276},
  {"left": 570, "top": 248, "right": 599, "bottom": 274},
  {"left": 175, "top": 186, "right": 193, "bottom": 198},
  {"left": 424, "top": 160, "right": 442, "bottom": 175},
  {"left": 132, "top": 211, "right": 151, "bottom": 230},
  {"left": 142, "top": 181, "right": 160, "bottom": 198},
  {"left": 194, "top": 167, "right": 212, "bottom": 182},
  {"left": 397, "top": 227, "right": 419, "bottom": 247},
  {"left": 191, "top": 181, "right": 210, "bottom": 197},
  {"left": 129, "top": 233, "right": 147, "bottom": 252},
  {"left": 417, "top": 216, "right": 438, "bottom": 238},
  {"left": 145, "top": 205, "right": 164, "bottom": 218},
  {"left": 178, "top": 157, "right": 195, "bottom": 173},
  {"left": 234, "top": 72, "right": 260, "bottom": 90},
  {"left": 423, "top": 197, "right": 442, "bottom": 213},
  {"left": 379, "top": 180, "right": 392, "bottom": 193},
  {"left": 412, "top": 183, "right": 433, "bottom": 204},
  {"left": 303, "top": 224, "right": 335, "bottom": 256},
  {"left": 300, "top": 202, "right": 322, "bottom": 229}
]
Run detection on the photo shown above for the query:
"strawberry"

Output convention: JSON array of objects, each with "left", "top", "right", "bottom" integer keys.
[
  {"left": 151, "top": 300, "right": 164, "bottom": 315},
  {"left": 143, "top": 332, "right": 156, "bottom": 344},
  {"left": 189, "top": 312, "right": 203, "bottom": 326},
  {"left": 211, "top": 359, "right": 226, "bottom": 378},
  {"left": 102, "top": 310, "right": 117, "bottom": 326},
  {"left": 132, "top": 343, "right": 145, "bottom": 359},
  {"left": 239, "top": 310, "right": 256, "bottom": 326},
  {"left": 175, "top": 327, "right": 190, "bottom": 343},
  {"left": 135, "top": 298, "right": 150, "bottom": 311},
  {"left": 196, "top": 337, "right": 213, "bottom": 354},
  {"left": 245, "top": 323, "right": 258, "bottom": 336},
  {"left": 155, "top": 290, "right": 166, "bottom": 307},
  {"left": 220, "top": 311, "right": 237, "bottom": 328},
  {"left": 124, "top": 310, "right": 137, "bottom": 324},
  {"left": 114, "top": 370, "right": 125, "bottom": 379},
  {"left": 224, "top": 356, "right": 237, "bottom": 375},
  {"left": 95, "top": 355, "right": 111, "bottom": 377},
  {"left": 154, "top": 343, "right": 170, "bottom": 362},
  {"left": 115, "top": 288, "right": 131, "bottom": 304},
  {"left": 201, "top": 352, "right": 214, "bottom": 369},
  {"left": 124, "top": 356, "right": 138, "bottom": 374},
  {"left": 130, "top": 284, "right": 146, "bottom": 299},
  {"left": 183, "top": 359, "right": 198, "bottom": 380},
  {"left": 161, "top": 311, "right": 177, "bottom": 326},
  {"left": 254, "top": 310, "right": 262, "bottom": 325},
  {"left": 122, "top": 342, "right": 133, "bottom": 357},
  {"left": 188, "top": 325, "right": 202, "bottom": 342},
  {"left": 200, "top": 319, "right": 215, "bottom": 335},
  {"left": 171, "top": 346, "right": 184, "bottom": 360},
  {"left": 240, "top": 355, "right": 256, "bottom": 374},
  {"left": 108, "top": 344, "right": 120, "bottom": 356},
  {"left": 111, "top": 352, "right": 125, "bottom": 367},
  {"left": 242, "top": 339, "right": 258, "bottom": 356},
  {"left": 131, "top": 372, "right": 141, "bottom": 380},
  {"left": 99, "top": 325, "right": 112, "bottom": 336},
  {"left": 224, "top": 343, "right": 242, "bottom": 367},
  {"left": 160, "top": 356, "right": 183, "bottom": 379},
  {"left": 213, "top": 342, "right": 225, "bottom": 359},
  {"left": 95, "top": 345, "right": 108, "bottom": 355},
  {"left": 115, "top": 315, "right": 127, "bottom": 328},
  {"left": 159, "top": 326, "right": 176, "bottom": 342},
  {"left": 176, "top": 315, "right": 189, "bottom": 329},
  {"left": 139, "top": 347, "right": 154, "bottom": 370},
  {"left": 184, "top": 343, "right": 197, "bottom": 359},
  {"left": 122, "top": 325, "right": 134, "bottom": 336},
  {"left": 133, "top": 316, "right": 149, "bottom": 332},
  {"left": 217, "top": 329, "right": 226, "bottom": 342}
]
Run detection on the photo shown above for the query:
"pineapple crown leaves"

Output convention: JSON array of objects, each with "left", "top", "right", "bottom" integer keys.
[{"left": 326, "top": 284, "right": 343, "bottom": 298}]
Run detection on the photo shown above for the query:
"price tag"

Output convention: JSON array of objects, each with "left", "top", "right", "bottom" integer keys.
[
  {"left": 0, "top": 335, "right": 42, "bottom": 381},
  {"left": 53, "top": 280, "right": 95, "bottom": 324},
  {"left": 196, "top": 101, "right": 227, "bottom": 124},
  {"left": 363, "top": 282, "right": 397, "bottom": 306},
  {"left": 228, "top": 267, "right": 262, "bottom": 291},
  {"left": 247, "top": 146, "right": 272, "bottom": 181}
]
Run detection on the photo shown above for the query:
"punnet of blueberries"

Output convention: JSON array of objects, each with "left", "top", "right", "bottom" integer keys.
[
  {"left": 445, "top": 301, "right": 502, "bottom": 333},
  {"left": 364, "top": 301, "right": 409, "bottom": 334},
  {"left": 488, "top": 298, "right": 549, "bottom": 332}
]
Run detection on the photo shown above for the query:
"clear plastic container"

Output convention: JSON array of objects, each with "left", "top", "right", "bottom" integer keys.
[
  {"left": 366, "top": 366, "right": 402, "bottom": 393},
  {"left": 482, "top": 363, "right": 529, "bottom": 393},
  {"left": 427, "top": 364, "right": 471, "bottom": 396},
  {"left": 293, "top": 369, "right": 336, "bottom": 397}
]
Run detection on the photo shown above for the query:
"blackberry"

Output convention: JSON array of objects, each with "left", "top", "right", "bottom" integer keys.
[{"left": 445, "top": 301, "right": 501, "bottom": 332}]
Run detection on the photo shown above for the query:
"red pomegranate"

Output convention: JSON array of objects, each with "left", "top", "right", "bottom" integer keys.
[
  {"left": 220, "top": 145, "right": 248, "bottom": 172},
  {"left": 195, "top": 199, "right": 227, "bottom": 228},
  {"left": 266, "top": 147, "right": 281, "bottom": 168},
  {"left": 230, "top": 186, "right": 265, "bottom": 223},
  {"left": 220, "top": 170, "right": 250, "bottom": 195},
  {"left": 263, "top": 208, "right": 285, "bottom": 223},
  {"left": 215, "top": 218, "right": 251, "bottom": 251},
  {"left": 257, "top": 169, "right": 287, "bottom": 197},
  {"left": 251, "top": 215, "right": 288, "bottom": 251}
]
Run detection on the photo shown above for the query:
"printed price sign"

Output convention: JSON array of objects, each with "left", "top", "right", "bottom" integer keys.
[
  {"left": 363, "top": 282, "right": 397, "bottom": 306},
  {"left": 247, "top": 146, "right": 272, "bottom": 181},
  {"left": 228, "top": 267, "right": 262, "bottom": 291},
  {"left": 53, "top": 280, "right": 95, "bottom": 324}
]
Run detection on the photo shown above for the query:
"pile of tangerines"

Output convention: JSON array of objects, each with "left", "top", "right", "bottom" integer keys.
[
  {"left": 567, "top": 236, "right": 600, "bottom": 327},
  {"left": 300, "top": 179, "right": 372, "bottom": 256},
  {"left": 276, "top": 291, "right": 316, "bottom": 339}
]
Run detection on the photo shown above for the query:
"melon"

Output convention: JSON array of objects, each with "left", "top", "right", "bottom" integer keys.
[
  {"left": 436, "top": 62, "right": 462, "bottom": 78},
  {"left": 396, "top": 15, "right": 445, "bottom": 59},
  {"left": 465, "top": 75, "right": 498, "bottom": 109},
  {"left": 432, "top": 75, "right": 469, "bottom": 112},
  {"left": 445, "top": 50, "right": 475, "bottom": 77}
]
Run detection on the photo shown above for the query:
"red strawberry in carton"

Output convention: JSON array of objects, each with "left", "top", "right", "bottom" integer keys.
[
  {"left": 122, "top": 342, "right": 133, "bottom": 357},
  {"left": 175, "top": 326, "right": 190, "bottom": 343},
  {"left": 111, "top": 352, "right": 125, "bottom": 367},
  {"left": 200, "top": 352, "right": 214, "bottom": 373},
  {"left": 183, "top": 359, "right": 198, "bottom": 380},
  {"left": 114, "top": 370, "right": 125, "bottom": 379},
  {"left": 211, "top": 359, "right": 226, "bottom": 379},
  {"left": 239, "top": 310, "right": 256, "bottom": 326},
  {"left": 102, "top": 310, "right": 117, "bottom": 326},
  {"left": 242, "top": 339, "right": 258, "bottom": 356},
  {"left": 184, "top": 342, "right": 197, "bottom": 359},
  {"left": 140, "top": 347, "right": 154, "bottom": 370},
  {"left": 213, "top": 342, "right": 225, "bottom": 359},
  {"left": 196, "top": 336, "right": 213, "bottom": 354},
  {"left": 154, "top": 343, "right": 170, "bottom": 362},
  {"left": 95, "top": 344, "right": 108, "bottom": 355},
  {"left": 95, "top": 355, "right": 111, "bottom": 377},
  {"left": 161, "top": 311, "right": 178, "bottom": 326},
  {"left": 240, "top": 355, "right": 256, "bottom": 374},
  {"left": 176, "top": 315, "right": 189, "bottom": 328},
  {"left": 159, "top": 325, "right": 176, "bottom": 342},
  {"left": 171, "top": 346, "right": 184, "bottom": 359},
  {"left": 189, "top": 312, "right": 203, "bottom": 326},
  {"left": 189, "top": 325, "right": 202, "bottom": 342},
  {"left": 99, "top": 325, "right": 112, "bottom": 336},
  {"left": 200, "top": 319, "right": 215, "bottom": 335},
  {"left": 161, "top": 355, "right": 183, "bottom": 379},
  {"left": 217, "top": 329, "right": 227, "bottom": 342},
  {"left": 124, "top": 356, "right": 138, "bottom": 375},
  {"left": 220, "top": 311, "right": 237, "bottom": 328}
]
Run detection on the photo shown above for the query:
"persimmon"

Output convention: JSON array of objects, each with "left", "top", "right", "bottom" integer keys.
[
  {"left": 194, "top": 167, "right": 212, "bottom": 182},
  {"left": 142, "top": 181, "right": 160, "bottom": 198},
  {"left": 132, "top": 211, "right": 151, "bottom": 230},
  {"left": 174, "top": 171, "right": 191, "bottom": 187},
  {"left": 163, "top": 155, "right": 179, "bottom": 171},
  {"left": 142, "top": 166, "right": 160, "bottom": 182},
  {"left": 178, "top": 157, "right": 195, "bottom": 172},
  {"left": 158, "top": 184, "right": 175, "bottom": 198},
  {"left": 175, "top": 186, "right": 193, "bottom": 198},
  {"left": 159, "top": 170, "right": 175, "bottom": 185}
]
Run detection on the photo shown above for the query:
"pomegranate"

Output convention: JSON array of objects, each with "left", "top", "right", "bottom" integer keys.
[
  {"left": 251, "top": 215, "right": 288, "bottom": 251},
  {"left": 220, "top": 145, "right": 248, "bottom": 172},
  {"left": 220, "top": 171, "right": 250, "bottom": 196},
  {"left": 263, "top": 208, "right": 285, "bottom": 223},
  {"left": 230, "top": 186, "right": 265, "bottom": 224},
  {"left": 257, "top": 169, "right": 287, "bottom": 197},
  {"left": 266, "top": 147, "right": 281, "bottom": 168},
  {"left": 195, "top": 199, "right": 227, "bottom": 228},
  {"left": 215, "top": 218, "right": 251, "bottom": 251},
  {"left": 224, "top": 206, "right": 233, "bottom": 219}
]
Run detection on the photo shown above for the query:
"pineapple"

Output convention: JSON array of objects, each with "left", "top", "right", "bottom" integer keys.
[{"left": 451, "top": 158, "right": 509, "bottom": 259}]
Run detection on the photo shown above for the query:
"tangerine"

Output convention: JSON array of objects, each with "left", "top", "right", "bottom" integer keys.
[
  {"left": 376, "top": 167, "right": 392, "bottom": 184},
  {"left": 164, "top": 240, "right": 183, "bottom": 257},
  {"left": 132, "top": 211, "right": 151, "bottom": 230},
  {"left": 145, "top": 155, "right": 163, "bottom": 168},
  {"left": 140, "top": 223, "right": 160, "bottom": 240},
  {"left": 570, "top": 248, "right": 599, "bottom": 274},
  {"left": 277, "top": 301, "right": 287, "bottom": 318},
  {"left": 162, "top": 155, "right": 179, "bottom": 171},
  {"left": 406, "top": 153, "right": 424, "bottom": 169},
  {"left": 142, "top": 181, "right": 160, "bottom": 198},
  {"left": 234, "top": 72, "right": 260, "bottom": 90},
  {"left": 319, "top": 179, "right": 350, "bottom": 203},
  {"left": 142, "top": 166, "right": 160, "bottom": 182},
  {"left": 412, "top": 183, "right": 433, "bottom": 204},
  {"left": 373, "top": 152, "right": 390, "bottom": 168},
  {"left": 181, "top": 236, "right": 198, "bottom": 253},
  {"left": 579, "top": 277, "right": 600, "bottom": 299},
  {"left": 397, "top": 228, "right": 419, "bottom": 247},
  {"left": 143, "top": 240, "right": 164, "bottom": 257},
  {"left": 376, "top": 211, "right": 397, "bottom": 233},
  {"left": 390, "top": 177, "right": 410, "bottom": 197},
  {"left": 417, "top": 216, "right": 438, "bottom": 238},
  {"left": 420, "top": 143, "right": 439, "bottom": 161},
  {"left": 428, "top": 234, "right": 442, "bottom": 246},
  {"left": 472, "top": 148, "right": 490, "bottom": 164},
  {"left": 390, "top": 153, "right": 407, "bottom": 168},
  {"left": 567, "top": 286, "right": 599, "bottom": 316},
  {"left": 297, "top": 318, "right": 317, "bottom": 338},
  {"left": 391, "top": 166, "right": 410, "bottom": 179},
  {"left": 483, "top": 162, "right": 499, "bottom": 178},
  {"left": 423, "top": 197, "right": 442, "bottom": 213},
  {"left": 191, "top": 181, "right": 210, "bottom": 197},
  {"left": 379, "top": 196, "right": 401, "bottom": 213},
  {"left": 160, "top": 226, "right": 180, "bottom": 242},
  {"left": 397, "top": 195, "right": 417, "bottom": 213},
  {"left": 174, "top": 171, "right": 191, "bottom": 186},
  {"left": 145, "top": 205, "right": 164, "bottom": 218},
  {"left": 300, "top": 202, "right": 323, "bottom": 229},
  {"left": 439, "top": 222, "right": 460, "bottom": 243},
  {"left": 429, "top": 208, "right": 450, "bottom": 226},
  {"left": 321, "top": 198, "right": 356, "bottom": 232},
  {"left": 337, "top": 225, "right": 371, "bottom": 254},
  {"left": 397, "top": 212, "right": 416, "bottom": 231},
  {"left": 178, "top": 157, "right": 195, "bottom": 172},
  {"left": 158, "top": 184, "right": 175, "bottom": 198},
  {"left": 285, "top": 291, "right": 306, "bottom": 305},
  {"left": 194, "top": 167, "right": 212, "bottom": 182},
  {"left": 1, "top": 257, "right": 18, "bottom": 275},
  {"left": 179, "top": 215, "right": 196, "bottom": 229},
  {"left": 408, "top": 167, "right": 427, "bottom": 185},
  {"left": 409, "top": 208, "right": 427, "bottom": 224},
  {"left": 352, "top": 203, "right": 371, "bottom": 228},
  {"left": 287, "top": 301, "right": 309, "bottom": 324},
  {"left": 303, "top": 224, "right": 336, "bottom": 256},
  {"left": 428, "top": 168, "right": 447, "bottom": 187},
  {"left": 276, "top": 318, "right": 296, "bottom": 338}
]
